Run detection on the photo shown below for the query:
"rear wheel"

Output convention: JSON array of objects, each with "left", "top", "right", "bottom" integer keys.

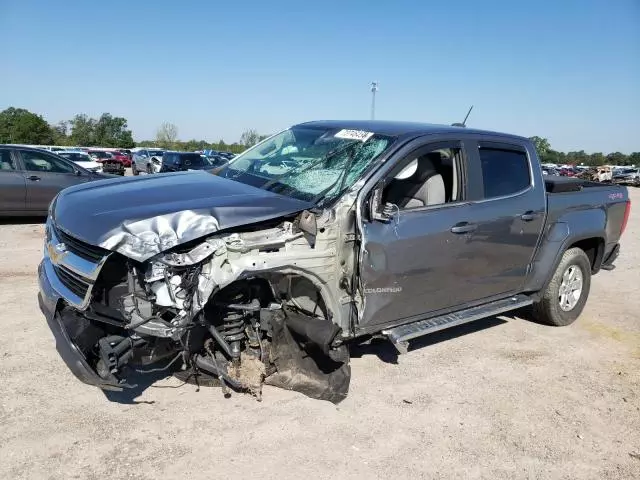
[
  {"left": 132, "top": 162, "right": 139, "bottom": 176},
  {"left": 147, "top": 164, "right": 153, "bottom": 174},
  {"left": 532, "top": 247, "right": 591, "bottom": 326}
]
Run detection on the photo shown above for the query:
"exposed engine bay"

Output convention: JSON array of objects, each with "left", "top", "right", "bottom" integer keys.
[{"left": 61, "top": 211, "right": 354, "bottom": 403}]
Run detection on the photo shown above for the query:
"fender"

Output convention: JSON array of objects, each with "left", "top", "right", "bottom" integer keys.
[{"left": 524, "top": 208, "right": 606, "bottom": 293}]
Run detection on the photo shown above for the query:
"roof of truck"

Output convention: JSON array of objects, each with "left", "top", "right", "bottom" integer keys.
[{"left": 296, "top": 120, "right": 528, "bottom": 141}]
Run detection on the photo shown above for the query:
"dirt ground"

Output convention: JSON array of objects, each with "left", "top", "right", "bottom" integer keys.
[{"left": 0, "top": 188, "right": 638, "bottom": 480}]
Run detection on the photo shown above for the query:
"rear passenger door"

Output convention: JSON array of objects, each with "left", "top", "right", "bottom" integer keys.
[
  {"left": 0, "top": 148, "right": 26, "bottom": 213},
  {"left": 461, "top": 139, "right": 546, "bottom": 297}
]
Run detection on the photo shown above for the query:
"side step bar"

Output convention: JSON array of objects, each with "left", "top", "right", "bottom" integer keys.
[{"left": 382, "top": 294, "right": 533, "bottom": 354}]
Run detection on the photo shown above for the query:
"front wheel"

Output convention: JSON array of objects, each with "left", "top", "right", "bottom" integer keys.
[
  {"left": 132, "top": 162, "right": 139, "bottom": 176},
  {"left": 532, "top": 247, "right": 591, "bottom": 326},
  {"left": 147, "top": 164, "right": 153, "bottom": 174}
]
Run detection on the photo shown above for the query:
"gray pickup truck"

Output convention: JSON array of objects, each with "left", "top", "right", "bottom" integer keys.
[{"left": 38, "top": 121, "right": 631, "bottom": 402}]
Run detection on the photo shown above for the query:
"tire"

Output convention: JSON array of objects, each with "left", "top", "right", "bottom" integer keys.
[
  {"left": 532, "top": 247, "right": 591, "bottom": 326},
  {"left": 147, "top": 164, "right": 153, "bottom": 174},
  {"left": 132, "top": 162, "right": 139, "bottom": 176}
]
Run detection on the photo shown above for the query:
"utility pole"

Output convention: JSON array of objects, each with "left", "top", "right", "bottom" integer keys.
[{"left": 370, "top": 81, "right": 378, "bottom": 120}]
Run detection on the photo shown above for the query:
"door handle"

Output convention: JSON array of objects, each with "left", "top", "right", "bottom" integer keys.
[
  {"left": 450, "top": 222, "right": 477, "bottom": 234},
  {"left": 520, "top": 211, "right": 537, "bottom": 222},
  {"left": 27, "top": 175, "right": 41, "bottom": 181}
]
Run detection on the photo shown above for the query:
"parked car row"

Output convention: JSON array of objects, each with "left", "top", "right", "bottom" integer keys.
[
  {"left": 131, "top": 149, "right": 234, "bottom": 175},
  {"left": 541, "top": 163, "right": 639, "bottom": 186}
]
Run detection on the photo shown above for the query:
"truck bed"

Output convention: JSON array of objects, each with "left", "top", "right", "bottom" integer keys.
[
  {"left": 544, "top": 175, "right": 608, "bottom": 193},
  {"left": 544, "top": 176, "right": 628, "bottom": 260}
]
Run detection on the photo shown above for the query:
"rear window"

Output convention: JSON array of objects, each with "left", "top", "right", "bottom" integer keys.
[
  {"left": 180, "top": 153, "right": 207, "bottom": 166},
  {"left": 479, "top": 147, "right": 531, "bottom": 199},
  {"left": 148, "top": 150, "right": 164, "bottom": 157}
]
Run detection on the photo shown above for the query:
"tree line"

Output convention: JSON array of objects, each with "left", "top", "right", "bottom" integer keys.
[
  {"left": 1, "top": 107, "right": 637, "bottom": 165},
  {"left": 0, "top": 107, "right": 135, "bottom": 148},
  {"left": 529, "top": 136, "right": 640, "bottom": 167},
  {"left": 0, "top": 107, "right": 265, "bottom": 153},
  {"left": 142, "top": 122, "right": 267, "bottom": 153}
]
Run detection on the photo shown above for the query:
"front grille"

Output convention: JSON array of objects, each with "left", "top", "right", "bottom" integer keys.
[
  {"left": 53, "top": 225, "right": 108, "bottom": 263},
  {"left": 54, "top": 265, "right": 90, "bottom": 298}
]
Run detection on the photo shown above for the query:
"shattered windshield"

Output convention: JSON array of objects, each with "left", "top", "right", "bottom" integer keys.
[{"left": 218, "top": 126, "right": 394, "bottom": 204}]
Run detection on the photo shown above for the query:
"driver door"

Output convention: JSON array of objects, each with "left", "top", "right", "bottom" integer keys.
[
  {"left": 17, "top": 149, "right": 90, "bottom": 212},
  {"left": 357, "top": 138, "right": 485, "bottom": 329}
]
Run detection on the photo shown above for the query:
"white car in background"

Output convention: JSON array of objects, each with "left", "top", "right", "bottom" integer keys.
[{"left": 57, "top": 151, "right": 103, "bottom": 173}]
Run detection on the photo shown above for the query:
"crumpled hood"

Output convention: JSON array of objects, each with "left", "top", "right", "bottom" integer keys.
[{"left": 52, "top": 171, "right": 313, "bottom": 262}]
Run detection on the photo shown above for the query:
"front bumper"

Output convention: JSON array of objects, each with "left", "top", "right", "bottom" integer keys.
[{"left": 38, "top": 261, "right": 125, "bottom": 390}]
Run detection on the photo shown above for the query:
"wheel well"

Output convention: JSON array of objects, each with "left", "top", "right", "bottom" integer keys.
[{"left": 568, "top": 237, "right": 604, "bottom": 272}]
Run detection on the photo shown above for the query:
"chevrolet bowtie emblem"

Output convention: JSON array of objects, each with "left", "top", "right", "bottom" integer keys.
[{"left": 48, "top": 242, "right": 67, "bottom": 263}]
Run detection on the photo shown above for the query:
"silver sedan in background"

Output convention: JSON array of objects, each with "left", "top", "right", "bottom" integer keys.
[{"left": 0, "top": 145, "right": 108, "bottom": 216}]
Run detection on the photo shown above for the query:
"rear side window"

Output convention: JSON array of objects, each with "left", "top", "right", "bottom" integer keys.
[
  {"left": 479, "top": 147, "right": 530, "bottom": 199},
  {"left": 181, "top": 153, "right": 205, "bottom": 166}
]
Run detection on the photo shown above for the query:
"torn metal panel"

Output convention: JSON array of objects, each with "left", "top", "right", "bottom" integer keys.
[
  {"left": 51, "top": 171, "right": 312, "bottom": 262},
  {"left": 265, "top": 310, "right": 350, "bottom": 403}
]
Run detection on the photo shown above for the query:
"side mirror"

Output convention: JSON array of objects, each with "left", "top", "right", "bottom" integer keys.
[{"left": 369, "top": 183, "right": 395, "bottom": 222}]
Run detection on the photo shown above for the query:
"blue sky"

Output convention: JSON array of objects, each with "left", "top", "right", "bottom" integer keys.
[{"left": 1, "top": 0, "right": 638, "bottom": 153}]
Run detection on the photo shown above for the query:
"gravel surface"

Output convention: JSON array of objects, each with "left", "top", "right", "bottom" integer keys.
[{"left": 0, "top": 188, "right": 638, "bottom": 480}]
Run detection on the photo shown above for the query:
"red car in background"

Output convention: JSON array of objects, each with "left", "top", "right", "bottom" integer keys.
[
  {"left": 111, "top": 150, "right": 131, "bottom": 167},
  {"left": 559, "top": 167, "right": 577, "bottom": 177}
]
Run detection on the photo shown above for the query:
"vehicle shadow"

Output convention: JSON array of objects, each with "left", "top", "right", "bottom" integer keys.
[
  {"left": 103, "top": 316, "right": 512, "bottom": 402},
  {"left": 0, "top": 216, "right": 46, "bottom": 225},
  {"left": 512, "top": 306, "right": 548, "bottom": 326},
  {"left": 349, "top": 316, "right": 509, "bottom": 365},
  {"left": 102, "top": 368, "right": 184, "bottom": 404}
]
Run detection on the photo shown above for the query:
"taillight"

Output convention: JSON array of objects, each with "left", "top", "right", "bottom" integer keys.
[{"left": 620, "top": 200, "right": 631, "bottom": 236}]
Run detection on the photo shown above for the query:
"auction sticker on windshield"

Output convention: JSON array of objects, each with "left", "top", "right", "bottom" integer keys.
[{"left": 334, "top": 129, "right": 374, "bottom": 142}]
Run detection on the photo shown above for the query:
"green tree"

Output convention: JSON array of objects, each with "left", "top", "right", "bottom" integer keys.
[
  {"left": 0, "top": 107, "right": 55, "bottom": 144},
  {"left": 566, "top": 150, "right": 589, "bottom": 166},
  {"left": 628, "top": 152, "right": 640, "bottom": 166},
  {"left": 94, "top": 113, "right": 135, "bottom": 148},
  {"left": 239, "top": 128, "right": 261, "bottom": 148},
  {"left": 69, "top": 114, "right": 96, "bottom": 146},
  {"left": 529, "top": 136, "right": 551, "bottom": 158},
  {"left": 586, "top": 152, "right": 606, "bottom": 166},
  {"left": 156, "top": 122, "right": 179, "bottom": 149},
  {"left": 51, "top": 121, "right": 70, "bottom": 145},
  {"left": 606, "top": 152, "right": 628, "bottom": 166}
]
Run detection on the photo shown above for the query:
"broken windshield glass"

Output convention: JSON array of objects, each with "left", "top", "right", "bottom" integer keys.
[{"left": 219, "top": 127, "right": 395, "bottom": 204}]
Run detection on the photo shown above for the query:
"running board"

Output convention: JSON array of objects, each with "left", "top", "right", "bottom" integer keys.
[{"left": 382, "top": 294, "right": 533, "bottom": 354}]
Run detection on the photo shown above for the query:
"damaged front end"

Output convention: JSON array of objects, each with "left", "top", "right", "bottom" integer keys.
[{"left": 40, "top": 212, "right": 352, "bottom": 403}]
